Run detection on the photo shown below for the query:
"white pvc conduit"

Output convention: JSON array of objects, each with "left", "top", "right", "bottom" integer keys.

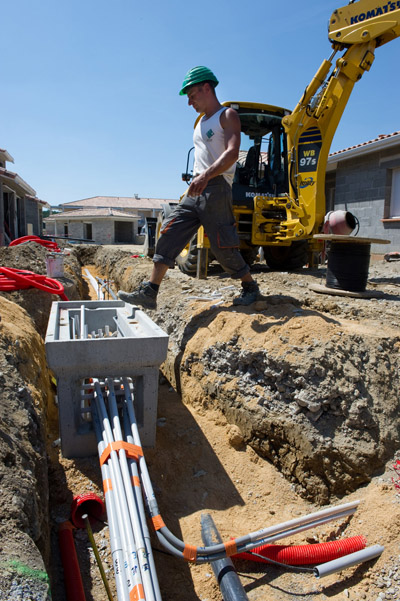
[
  {"left": 89, "top": 376, "right": 378, "bottom": 600},
  {"left": 92, "top": 379, "right": 160, "bottom": 601}
]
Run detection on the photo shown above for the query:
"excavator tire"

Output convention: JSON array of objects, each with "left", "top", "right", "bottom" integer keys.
[
  {"left": 175, "top": 235, "right": 199, "bottom": 275},
  {"left": 263, "top": 240, "right": 308, "bottom": 271}
]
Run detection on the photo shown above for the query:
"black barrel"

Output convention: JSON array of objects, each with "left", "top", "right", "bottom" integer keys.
[{"left": 326, "top": 241, "right": 371, "bottom": 292}]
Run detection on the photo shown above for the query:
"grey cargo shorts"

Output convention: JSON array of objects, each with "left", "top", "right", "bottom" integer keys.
[{"left": 153, "top": 176, "right": 249, "bottom": 279}]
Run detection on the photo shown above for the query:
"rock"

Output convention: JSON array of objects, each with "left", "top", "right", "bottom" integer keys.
[{"left": 227, "top": 424, "right": 245, "bottom": 448}]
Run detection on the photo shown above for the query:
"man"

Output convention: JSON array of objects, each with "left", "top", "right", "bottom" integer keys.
[{"left": 118, "top": 66, "right": 261, "bottom": 310}]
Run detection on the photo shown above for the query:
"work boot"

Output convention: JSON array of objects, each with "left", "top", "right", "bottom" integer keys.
[
  {"left": 233, "top": 281, "right": 262, "bottom": 306},
  {"left": 118, "top": 281, "right": 157, "bottom": 310}
]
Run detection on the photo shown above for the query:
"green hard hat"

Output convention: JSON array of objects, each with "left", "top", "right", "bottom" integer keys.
[{"left": 179, "top": 66, "right": 219, "bottom": 95}]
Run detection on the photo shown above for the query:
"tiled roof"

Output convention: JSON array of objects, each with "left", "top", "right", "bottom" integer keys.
[
  {"left": 44, "top": 208, "right": 139, "bottom": 221},
  {"left": 0, "top": 166, "right": 36, "bottom": 196},
  {"left": 61, "top": 196, "right": 172, "bottom": 210},
  {"left": 0, "top": 148, "right": 14, "bottom": 163},
  {"left": 329, "top": 131, "right": 400, "bottom": 158}
]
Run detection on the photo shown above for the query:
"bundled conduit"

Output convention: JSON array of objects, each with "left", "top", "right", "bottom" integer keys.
[
  {"left": 0, "top": 267, "right": 68, "bottom": 300},
  {"left": 9, "top": 234, "right": 61, "bottom": 252},
  {"left": 89, "top": 376, "right": 382, "bottom": 600}
]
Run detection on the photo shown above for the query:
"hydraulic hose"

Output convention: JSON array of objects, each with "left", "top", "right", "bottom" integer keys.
[
  {"left": 233, "top": 535, "right": 367, "bottom": 566},
  {"left": 0, "top": 267, "right": 68, "bottom": 300}
]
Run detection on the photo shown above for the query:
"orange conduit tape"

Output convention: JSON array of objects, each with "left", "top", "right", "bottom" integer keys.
[
  {"left": 100, "top": 440, "right": 143, "bottom": 466},
  {"left": 224, "top": 539, "right": 238, "bottom": 557},
  {"left": 0, "top": 266, "right": 69, "bottom": 300},
  {"left": 132, "top": 475, "right": 141, "bottom": 487},
  {"left": 183, "top": 545, "right": 198, "bottom": 563},
  {"left": 103, "top": 478, "right": 113, "bottom": 495},
  {"left": 151, "top": 514, "right": 166, "bottom": 531},
  {"left": 130, "top": 583, "right": 145, "bottom": 601}
]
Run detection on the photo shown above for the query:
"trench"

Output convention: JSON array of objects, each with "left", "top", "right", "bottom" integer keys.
[{"left": 0, "top": 242, "right": 400, "bottom": 601}]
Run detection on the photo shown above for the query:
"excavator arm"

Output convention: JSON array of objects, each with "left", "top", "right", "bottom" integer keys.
[{"left": 280, "top": 0, "right": 400, "bottom": 241}]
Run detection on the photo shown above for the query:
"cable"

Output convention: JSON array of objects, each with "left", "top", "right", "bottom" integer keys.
[{"left": 245, "top": 551, "right": 314, "bottom": 573}]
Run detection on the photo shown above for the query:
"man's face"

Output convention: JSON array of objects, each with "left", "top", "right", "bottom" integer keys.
[{"left": 187, "top": 83, "right": 208, "bottom": 113}]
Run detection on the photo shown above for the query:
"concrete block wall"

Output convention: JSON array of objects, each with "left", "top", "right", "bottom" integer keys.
[
  {"left": 25, "top": 198, "right": 41, "bottom": 236},
  {"left": 333, "top": 153, "right": 399, "bottom": 253},
  {"left": 90, "top": 221, "right": 114, "bottom": 245},
  {"left": 44, "top": 220, "right": 115, "bottom": 244}
]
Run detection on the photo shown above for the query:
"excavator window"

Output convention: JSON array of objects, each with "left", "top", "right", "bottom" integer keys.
[{"left": 233, "top": 111, "right": 288, "bottom": 200}]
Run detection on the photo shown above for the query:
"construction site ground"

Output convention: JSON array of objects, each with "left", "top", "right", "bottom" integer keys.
[{"left": 0, "top": 241, "right": 399, "bottom": 601}]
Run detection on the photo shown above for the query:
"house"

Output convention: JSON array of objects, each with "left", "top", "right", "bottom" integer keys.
[
  {"left": 44, "top": 195, "right": 175, "bottom": 245},
  {"left": 0, "top": 148, "right": 48, "bottom": 246},
  {"left": 326, "top": 131, "right": 400, "bottom": 252}
]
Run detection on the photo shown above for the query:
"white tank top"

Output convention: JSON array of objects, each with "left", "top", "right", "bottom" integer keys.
[{"left": 193, "top": 107, "right": 236, "bottom": 186}]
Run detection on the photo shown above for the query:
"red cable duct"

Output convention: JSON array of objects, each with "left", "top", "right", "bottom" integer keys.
[
  {"left": 58, "top": 521, "right": 86, "bottom": 601},
  {"left": 0, "top": 267, "right": 69, "bottom": 300},
  {"left": 9, "top": 235, "right": 61, "bottom": 252},
  {"left": 233, "top": 535, "right": 367, "bottom": 565}
]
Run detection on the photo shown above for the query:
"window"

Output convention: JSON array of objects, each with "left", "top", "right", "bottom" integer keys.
[
  {"left": 391, "top": 168, "right": 400, "bottom": 217},
  {"left": 63, "top": 223, "right": 69, "bottom": 237}
]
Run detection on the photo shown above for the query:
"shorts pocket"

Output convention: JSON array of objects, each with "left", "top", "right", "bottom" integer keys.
[{"left": 217, "top": 223, "right": 240, "bottom": 248}]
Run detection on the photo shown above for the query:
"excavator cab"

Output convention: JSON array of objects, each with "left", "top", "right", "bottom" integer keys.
[{"left": 230, "top": 103, "right": 290, "bottom": 204}]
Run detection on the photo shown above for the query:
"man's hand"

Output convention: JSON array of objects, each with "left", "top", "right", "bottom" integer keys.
[{"left": 188, "top": 172, "right": 209, "bottom": 197}]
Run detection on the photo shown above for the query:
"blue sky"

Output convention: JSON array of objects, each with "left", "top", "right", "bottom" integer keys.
[{"left": 1, "top": 0, "right": 399, "bottom": 207}]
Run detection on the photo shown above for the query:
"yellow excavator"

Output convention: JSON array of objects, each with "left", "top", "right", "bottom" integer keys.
[{"left": 149, "top": 0, "right": 400, "bottom": 275}]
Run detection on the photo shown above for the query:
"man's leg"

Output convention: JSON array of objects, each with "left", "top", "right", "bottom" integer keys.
[
  {"left": 198, "top": 178, "right": 262, "bottom": 305},
  {"left": 233, "top": 273, "right": 262, "bottom": 305},
  {"left": 118, "top": 196, "right": 200, "bottom": 309},
  {"left": 117, "top": 262, "right": 170, "bottom": 309},
  {"left": 149, "top": 262, "right": 169, "bottom": 285}
]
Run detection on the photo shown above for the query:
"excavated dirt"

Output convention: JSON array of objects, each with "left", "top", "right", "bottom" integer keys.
[{"left": 0, "top": 241, "right": 399, "bottom": 601}]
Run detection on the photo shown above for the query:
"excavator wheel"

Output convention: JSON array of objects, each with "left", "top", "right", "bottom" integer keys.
[
  {"left": 175, "top": 235, "right": 199, "bottom": 275},
  {"left": 263, "top": 240, "right": 308, "bottom": 271}
]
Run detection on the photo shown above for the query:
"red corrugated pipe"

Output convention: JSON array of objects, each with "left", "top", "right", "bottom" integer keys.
[
  {"left": 58, "top": 521, "right": 86, "bottom": 601},
  {"left": 0, "top": 267, "right": 68, "bottom": 300},
  {"left": 233, "top": 535, "right": 367, "bottom": 565},
  {"left": 9, "top": 235, "right": 61, "bottom": 252}
]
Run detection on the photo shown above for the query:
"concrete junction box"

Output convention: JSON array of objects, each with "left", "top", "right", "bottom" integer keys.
[{"left": 45, "top": 300, "right": 169, "bottom": 458}]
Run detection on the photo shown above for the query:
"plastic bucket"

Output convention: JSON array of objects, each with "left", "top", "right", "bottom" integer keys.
[
  {"left": 46, "top": 252, "right": 64, "bottom": 277},
  {"left": 71, "top": 493, "right": 105, "bottom": 528}
]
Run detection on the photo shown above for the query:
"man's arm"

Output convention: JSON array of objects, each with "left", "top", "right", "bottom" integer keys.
[{"left": 187, "top": 107, "right": 241, "bottom": 196}]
